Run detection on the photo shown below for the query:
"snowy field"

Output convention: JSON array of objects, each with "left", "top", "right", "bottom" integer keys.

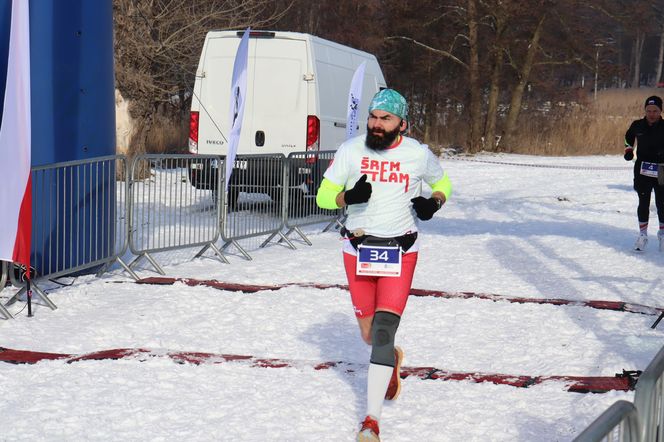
[{"left": 2, "top": 153, "right": 663, "bottom": 441}]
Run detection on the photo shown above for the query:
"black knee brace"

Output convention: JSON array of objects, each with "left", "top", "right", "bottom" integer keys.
[{"left": 370, "top": 311, "right": 401, "bottom": 367}]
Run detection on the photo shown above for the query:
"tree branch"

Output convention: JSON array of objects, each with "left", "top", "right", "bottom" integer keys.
[{"left": 385, "top": 36, "right": 468, "bottom": 69}]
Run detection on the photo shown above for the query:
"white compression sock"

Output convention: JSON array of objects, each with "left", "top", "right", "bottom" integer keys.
[{"left": 366, "top": 363, "right": 393, "bottom": 420}]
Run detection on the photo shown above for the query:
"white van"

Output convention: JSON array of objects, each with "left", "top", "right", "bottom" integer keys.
[
  {"left": 189, "top": 30, "right": 387, "bottom": 157},
  {"left": 187, "top": 30, "right": 386, "bottom": 205}
]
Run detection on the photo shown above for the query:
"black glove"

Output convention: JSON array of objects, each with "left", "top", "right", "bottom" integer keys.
[
  {"left": 344, "top": 174, "right": 372, "bottom": 205},
  {"left": 624, "top": 148, "right": 634, "bottom": 161},
  {"left": 411, "top": 196, "right": 442, "bottom": 220}
]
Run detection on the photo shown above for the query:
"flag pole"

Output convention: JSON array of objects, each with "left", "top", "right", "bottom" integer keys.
[{"left": 26, "top": 265, "right": 32, "bottom": 317}]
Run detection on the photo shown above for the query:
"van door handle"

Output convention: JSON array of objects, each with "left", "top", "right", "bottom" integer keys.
[{"left": 255, "top": 131, "right": 265, "bottom": 146}]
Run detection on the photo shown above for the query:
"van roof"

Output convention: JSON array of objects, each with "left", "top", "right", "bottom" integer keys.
[{"left": 204, "top": 30, "right": 377, "bottom": 59}]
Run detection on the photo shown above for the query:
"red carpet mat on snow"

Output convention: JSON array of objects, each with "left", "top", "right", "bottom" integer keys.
[
  {"left": 134, "top": 277, "right": 664, "bottom": 317},
  {"left": 0, "top": 347, "right": 639, "bottom": 394}
]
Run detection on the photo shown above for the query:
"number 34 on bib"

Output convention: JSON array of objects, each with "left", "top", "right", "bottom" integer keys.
[{"left": 356, "top": 244, "right": 402, "bottom": 277}]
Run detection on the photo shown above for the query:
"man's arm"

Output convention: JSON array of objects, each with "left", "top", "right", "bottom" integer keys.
[
  {"left": 624, "top": 121, "right": 637, "bottom": 161},
  {"left": 411, "top": 172, "right": 452, "bottom": 221},
  {"left": 317, "top": 175, "right": 373, "bottom": 209},
  {"left": 430, "top": 172, "right": 452, "bottom": 206},
  {"left": 316, "top": 178, "right": 344, "bottom": 209},
  {"left": 625, "top": 121, "right": 637, "bottom": 148}
]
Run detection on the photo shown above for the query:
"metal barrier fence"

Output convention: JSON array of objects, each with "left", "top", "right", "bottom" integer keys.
[
  {"left": 0, "top": 261, "right": 9, "bottom": 319},
  {"left": 220, "top": 153, "right": 294, "bottom": 259},
  {"left": 2, "top": 155, "right": 128, "bottom": 313},
  {"left": 2, "top": 152, "right": 344, "bottom": 308},
  {"left": 127, "top": 154, "right": 227, "bottom": 275},
  {"left": 31, "top": 155, "right": 128, "bottom": 279},
  {"left": 573, "top": 341, "right": 664, "bottom": 441},
  {"left": 573, "top": 401, "right": 641, "bottom": 442},
  {"left": 634, "top": 345, "right": 664, "bottom": 442},
  {"left": 280, "top": 151, "right": 341, "bottom": 245}
]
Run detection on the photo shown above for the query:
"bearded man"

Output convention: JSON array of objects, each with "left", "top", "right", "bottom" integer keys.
[{"left": 316, "top": 88, "right": 452, "bottom": 442}]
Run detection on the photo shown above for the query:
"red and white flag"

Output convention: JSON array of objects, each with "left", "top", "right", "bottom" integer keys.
[{"left": 0, "top": 0, "right": 32, "bottom": 272}]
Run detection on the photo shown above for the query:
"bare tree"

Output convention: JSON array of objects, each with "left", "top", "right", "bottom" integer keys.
[
  {"left": 113, "top": 0, "right": 291, "bottom": 154},
  {"left": 467, "top": 0, "right": 481, "bottom": 152},
  {"left": 481, "top": 0, "right": 517, "bottom": 151},
  {"left": 502, "top": 11, "right": 547, "bottom": 148},
  {"left": 656, "top": 27, "right": 664, "bottom": 86}
]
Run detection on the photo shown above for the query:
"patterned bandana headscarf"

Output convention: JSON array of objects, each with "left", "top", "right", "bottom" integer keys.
[{"left": 368, "top": 89, "right": 408, "bottom": 120}]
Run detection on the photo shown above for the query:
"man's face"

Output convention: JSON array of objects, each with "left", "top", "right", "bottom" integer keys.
[
  {"left": 646, "top": 105, "right": 661, "bottom": 124},
  {"left": 365, "top": 110, "right": 403, "bottom": 151}
]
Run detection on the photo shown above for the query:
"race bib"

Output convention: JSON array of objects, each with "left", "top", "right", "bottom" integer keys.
[
  {"left": 356, "top": 244, "right": 402, "bottom": 277},
  {"left": 641, "top": 161, "right": 659, "bottom": 178}
]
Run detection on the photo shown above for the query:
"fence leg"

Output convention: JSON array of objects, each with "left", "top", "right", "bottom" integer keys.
[
  {"left": 276, "top": 231, "right": 297, "bottom": 249},
  {"left": 95, "top": 258, "right": 138, "bottom": 279},
  {"left": 278, "top": 226, "right": 311, "bottom": 247},
  {"left": 276, "top": 227, "right": 294, "bottom": 243},
  {"left": 143, "top": 253, "right": 166, "bottom": 275},
  {"left": 221, "top": 240, "right": 253, "bottom": 261},
  {"left": 194, "top": 244, "right": 210, "bottom": 259},
  {"left": 208, "top": 243, "right": 230, "bottom": 264},
  {"left": 127, "top": 254, "right": 146, "bottom": 269},
  {"left": 127, "top": 253, "right": 165, "bottom": 276},
  {"left": 0, "top": 262, "right": 10, "bottom": 317},
  {"left": 292, "top": 227, "right": 312, "bottom": 246},
  {"left": 5, "top": 280, "right": 57, "bottom": 312},
  {"left": 0, "top": 302, "right": 12, "bottom": 320},
  {"left": 95, "top": 261, "right": 112, "bottom": 278},
  {"left": 261, "top": 231, "right": 280, "bottom": 247},
  {"left": 322, "top": 217, "right": 340, "bottom": 233},
  {"left": 0, "top": 261, "right": 7, "bottom": 293},
  {"left": 31, "top": 283, "right": 57, "bottom": 310},
  {"left": 194, "top": 243, "right": 229, "bottom": 264},
  {"left": 116, "top": 258, "right": 141, "bottom": 281}
]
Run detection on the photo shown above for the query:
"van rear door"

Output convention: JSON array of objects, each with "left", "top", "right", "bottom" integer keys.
[
  {"left": 249, "top": 36, "right": 308, "bottom": 155},
  {"left": 196, "top": 33, "right": 308, "bottom": 156}
]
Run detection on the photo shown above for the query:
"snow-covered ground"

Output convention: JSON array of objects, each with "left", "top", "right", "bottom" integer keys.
[{"left": 1, "top": 153, "right": 662, "bottom": 441}]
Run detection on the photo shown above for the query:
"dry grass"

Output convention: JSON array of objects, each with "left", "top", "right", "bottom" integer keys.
[
  {"left": 503, "top": 88, "right": 659, "bottom": 156},
  {"left": 423, "top": 88, "right": 661, "bottom": 156},
  {"left": 116, "top": 112, "right": 188, "bottom": 180},
  {"left": 144, "top": 114, "right": 189, "bottom": 154}
]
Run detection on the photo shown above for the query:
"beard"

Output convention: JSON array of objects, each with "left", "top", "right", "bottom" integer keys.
[{"left": 365, "top": 124, "right": 401, "bottom": 151}]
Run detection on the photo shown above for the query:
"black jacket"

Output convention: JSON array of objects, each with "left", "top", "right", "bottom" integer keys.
[{"left": 625, "top": 117, "right": 664, "bottom": 164}]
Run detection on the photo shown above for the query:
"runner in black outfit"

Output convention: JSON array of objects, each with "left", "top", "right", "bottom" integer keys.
[{"left": 624, "top": 95, "right": 664, "bottom": 251}]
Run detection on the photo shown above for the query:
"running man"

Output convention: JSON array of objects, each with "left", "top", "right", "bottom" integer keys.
[
  {"left": 316, "top": 88, "right": 452, "bottom": 441},
  {"left": 624, "top": 95, "right": 664, "bottom": 251}
]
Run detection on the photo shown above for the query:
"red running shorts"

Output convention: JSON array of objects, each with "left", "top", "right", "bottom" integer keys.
[{"left": 343, "top": 251, "right": 418, "bottom": 318}]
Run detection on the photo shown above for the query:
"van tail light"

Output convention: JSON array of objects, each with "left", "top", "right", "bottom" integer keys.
[
  {"left": 188, "top": 111, "right": 199, "bottom": 153},
  {"left": 306, "top": 115, "right": 320, "bottom": 164},
  {"left": 237, "top": 31, "right": 276, "bottom": 38}
]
